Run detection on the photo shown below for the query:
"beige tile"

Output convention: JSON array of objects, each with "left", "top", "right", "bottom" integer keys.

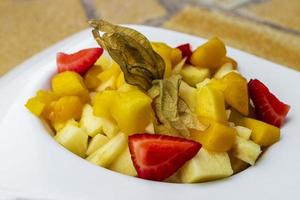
[
  {"left": 94, "top": 0, "right": 166, "bottom": 24},
  {"left": 239, "top": 0, "right": 300, "bottom": 32},
  {"left": 0, "top": 0, "right": 88, "bottom": 76},
  {"left": 164, "top": 6, "right": 300, "bottom": 71}
]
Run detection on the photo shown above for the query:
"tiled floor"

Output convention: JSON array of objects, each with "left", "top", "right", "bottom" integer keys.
[{"left": 1, "top": 0, "right": 300, "bottom": 76}]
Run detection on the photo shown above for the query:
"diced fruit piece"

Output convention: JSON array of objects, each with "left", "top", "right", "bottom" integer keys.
[
  {"left": 145, "top": 123, "right": 155, "bottom": 133},
  {"left": 97, "top": 62, "right": 121, "bottom": 83},
  {"left": 195, "top": 78, "right": 211, "bottom": 89},
  {"left": 196, "top": 85, "right": 227, "bottom": 123},
  {"left": 190, "top": 119, "right": 236, "bottom": 152},
  {"left": 86, "top": 134, "right": 109, "bottom": 156},
  {"left": 180, "top": 65, "right": 210, "bottom": 87},
  {"left": 102, "top": 118, "right": 119, "bottom": 138},
  {"left": 49, "top": 96, "right": 84, "bottom": 123},
  {"left": 229, "top": 155, "right": 249, "bottom": 174},
  {"left": 172, "top": 57, "right": 186, "bottom": 75},
  {"left": 206, "top": 78, "right": 226, "bottom": 91},
  {"left": 84, "top": 65, "right": 102, "bottom": 90},
  {"left": 93, "top": 90, "right": 118, "bottom": 118},
  {"left": 95, "top": 55, "right": 111, "bottom": 71},
  {"left": 116, "top": 73, "right": 125, "bottom": 88},
  {"left": 221, "top": 72, "right": 249, "bottom": 115},
  {"left": 170, "top": 48, "right": 182, "bottom": 65},
  {"left": 179, "top": 81, "right": 197, "bottom": 111},
  {"left": 109, "top": 147, "right": 137, "bottom": 176},
  {"left": 190, "top": 37, "right": 226, "bottom": 69},
  {"left": 176, "top": 43, "right": 192, "bottom": 61},
  {"left": 151, "top": 42, "right": 173, "bottom": 78},
  {"left": 165, "top": 172, "right": 181, "bottom": 183},
  {"left": 213, "top": 63, "right": 237, "bottom": 79},
  {"left": 51, "top": 71, "right": 88, "bottom": 99},
  {"left": 57, "top": 48, "right": 103, "bottom": 75},
  {"left": 180, "top": 148, "right": 233, "bottom": 183},
  {"left": 117, "top": 83, "right": 139, "bottom": 92},
  {"left": 96, "top": 76, "right": 116, "bottom": 91},
  {"left": 80, "top": 104, "right": 103, "bottom": 137},
  {"left": 25, "top": 97, "right": 45, "bottom": 117},
  {"left": 231, "top": 136, "right": 261, "bottom": 165},
  {"left": 128, "top": 134, "right": 201, "bottom": 181},
  {"left": 248, "top": 79, "right": 290, "bottom": 127},
  {"left": 111, "top": 90, "right": 152, "bottom": 135},
  {"left": 87, "top": 132, "right": 127, "bottom": 167},
  {"left": 54, "top": 121, "right": 88, "bottom": 157},
  {"left": 234, "top": 126, "right": 252, "bottom": 139},
  {"left": 219, "top": 56, "right": 238, "bottom": 69}
]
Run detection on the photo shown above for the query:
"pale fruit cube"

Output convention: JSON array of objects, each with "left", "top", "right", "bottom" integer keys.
[
  {"left": 180, "top": 65, "right": 210, "bottom": 87},
  {"left": 86, "top": 134, "right": 109, "bottom": 156},
  {"left": 232, "top": 136, "right": 261, "bottom": 165},
  {"left": 172, "top": 57, "right": 186, "bottom": 75},
  {"left": 195, "top": 78, "right": 211, "bottom": 89},
  {"left": 229, "top": 155, "right": 249, "bottom": 174},
  {"left": 165, "top": 172, "right": 181, "bottom": 183},
  {"left": 80, "top": 104, "right": 104, "bottom": 137},
  {"left": 96, "top": 77, "right": 116, "bottom": 92},
  {"left": 109, "top": 146, "right": 137, "bottom": 176},
  {"left": 234, "top": 126, "right": 252, "bottom": 139},
  {"left": 95, "top": 55, "right": 112, "bottom": 71},
  {"left": 87, "top": 133, "right": 127, "bottom": 167},
  {"left": 196, "top": 85, "right": 227, "bottom": 123},
  {"left": 145, "top": 123, "right": 155, "bottom": 133},
  {"left": 179, "top": 81, "right": 197, "bottom": 111},
  {"left": 213, "top": 63, "right": 237, "bottom": 79},
  {"left": 102, "top": 118, "right": 119, "bottom": 138},
  {"left": 54, "top": 121, "right": 88, "bottom": 158},
  {"left": 180, "top": 148, "right": 233, "bottom": 183}
]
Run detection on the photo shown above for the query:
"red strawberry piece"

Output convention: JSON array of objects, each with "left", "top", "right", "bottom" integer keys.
[
  {"left": 128, "top": 133, "right": 201, "bottom": 181},
  {"left": 57, "top": 48, "right": 103, "bottom": 75},
  {"left": 176, "top": 43, "right": 192, "bottom": 62},
  {"left": 248, "top": 79, "right": 290, "bottom": 127}
]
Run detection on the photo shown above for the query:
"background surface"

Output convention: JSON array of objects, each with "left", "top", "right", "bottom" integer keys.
[{"left": 1, "top": 0, "right": 300, "bottom": 76}]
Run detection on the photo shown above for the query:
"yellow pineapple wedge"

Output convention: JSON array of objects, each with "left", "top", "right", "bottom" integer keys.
[
  {"left": 229, "top": 154, "right": 249, "bottom": 174},
  {"left": 231, "top": 136, "right": 262, "bottom": 165},
  {"left": 180, "top": 65, "right": 210, "bottom": 87},
  {"left": 54, "top": 120, "right": 88, "bottom": 158},
  {"left": 87, "top": 133, "right": 127, "bottom": 167},
  {"left": 80, "top": 104, "right": 103, "bottom": 137},
  {"left": 86, "top": 134, "right": 109, "bottom": 156},
  {"left": 213, "top": 63, "right": 237, "bottom": 79},
  {"left": 179, "top": 81, "right": 197, "bottom": 111},
  {"left": 179, "top": 148, "right": 233, "bottom": 183},
  {"left": 195, "top": 85, "right": 227, "bottom": 123},
  {"left": 234, "top": 125, "right": 252, "bottom": 139},
  {"left": 109, "top": 146, "right": 137, "bottom": 176}
]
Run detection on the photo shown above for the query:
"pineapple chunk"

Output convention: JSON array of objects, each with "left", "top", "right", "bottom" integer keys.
[
  {"left": 80, "top": 104, "right": 103, "bottom": 137},
  {"left": 180, "top": 65, "right": 210, "bottom": 87},
  {"left": 109, "top": 146, "right": 137, "bottom": 176},
  {"left": 87, "top": 133, "right": 127, "bottom": 167},
  {"left": 84, "top": 65, "right": 102, "bottom": 90},
  {"left": 190, "top": 119, "right": 236, "bottom": 152},
  {"left": 145, "top": 123, "right": 155, "bottom": 133},
  {"left": 180, "top": 148, "right": 233, "bottom": 183},
  {"left": 213, "top": 63, "right": 237, "bottom": 79},
  {"left": 86, "top": 134, "right": 109, "bottom": 156},
  {"left": 111, "top": 90, "right": 152, "bottom": 135},
  {"left": 195, "top": 78, "right": 211, "bottom": 89},
  {"left": 95, "top": 55, "right": 111, "bottom": 71},
  {"left": 102, "top": 118, "right": 119, "bottom": 138},
  {"left": 229, "top": 155, "right": 249, "bottom": 174},
  {"left": 96, "top": 77, "right": 116, "bottom": 91},
  {"left": 234, "top": 126, "right": 252, "bottom": 139},
  {"left": 179, "top": 81, "right": 197, "bottom": 111},
  {"left": 231, "top": 136, "right": 261, "bottom": 165},
  {"left": 51, "top": 71, "right": 88, "bottom": 98},
  {"left": 54, "top": 121, "right": 88, "bottom": 158},
  {"left": 190, "top": 37, "right": 226, "bottom": 70},
  {"left": 93, "top": 90, "right": 118, "bottom": 118},
  {"left": 172, "top": 57, "right": 186, "bottom": 75},
  {"left": 195, "top": 85, "right": 227, "bottom": 123},
  {"left": 116, "top": 72, "right": 125, "bottom": 88}
]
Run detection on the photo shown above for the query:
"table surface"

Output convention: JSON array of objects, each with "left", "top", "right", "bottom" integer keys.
[{"left": 1, "top": 0, "right": 300, "bottom": 76}]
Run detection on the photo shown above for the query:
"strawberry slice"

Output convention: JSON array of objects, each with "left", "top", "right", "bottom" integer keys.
[
  {"left": 57, "top": 48, "right": 103, "bottom": 75},
  {"left": 176, "top": 43, "right": 192, "bottom": 62},
  {"left": 248, "top": 79, "right": 290, "bottom": 127},
  {"left": 128, "top": 133, "right": 201, "bottom": 181}
]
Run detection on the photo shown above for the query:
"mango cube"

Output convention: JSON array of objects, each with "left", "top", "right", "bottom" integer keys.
[
  {"left": 111, "top": 90, "right": 152, "bottom": 135},
  {"left": 84, "top": 65, "right": 102, "bottom": 90},
  {"left": 93, "top": 90, "right": 118, "bottom": 119},
  {"left": 190, "top": 119, "right": 236, "bottom": 152},
  {"left": 180, "top": 65, "right": 210, "bottom": 87},
  {"left": 86, "top": 134, "right": 109, "bottom": 156},
  {"left": 25, "top": 97, "right": 45, "bottom": 117},
  {"left": 196, "top": 85, "right": 227, "bottom": 123},
  {"left": 170, "top": 48, "right": 182, "bottom": 65},
  {"left": 54, "top": 121, "right": 88, "bottom": 158},
  {"left": 151, "top": 42, "right": 173, "bottom": 78},
  {"left": 190, "top": 37, "right": 226, "bottom": 70},
  {"left": 51, "top": 71, "right": 88, "bottom": 99}
]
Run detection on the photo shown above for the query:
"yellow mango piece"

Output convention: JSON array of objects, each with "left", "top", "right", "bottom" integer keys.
[
  {"left": 180, "top": 65, "right": 210, "bottom": 87},
  {"left": 95, "top": 56, "right": 111, "bottom": 71},
  {"left": 109, "top": 146, "right": 137, "bottom": 176},
  {"left": 111, "top": 90, "right": 152, "bottom": 135},
  {"left": 96, "top": 77, "right": 117, "bottom": 91},
  {"left": 196, "top": 85, "right": 227, "bottom": 123},
  {"left": 51, "top": 71, "right": 88, "bottom": 99},
  {"left": 84, "top": 65, "right": 102, "bottom": 90},
  {"left": 170, "top": 48, "right": 182, "bottom": 65},
  {"left": 151, "top": 42, "right": 172, "bottom": 78},
  {"left": 220, "top": 56, "right": 238, "bottom": 69},
  {"left": 93, "top": 90, "right": 118, "bottom": 119},
  {"left": 190, "top": 37, "right": 226, "bottom": 69},
  {"left": 25, "top": 97, "right": 45, "bottom": 116},
  {"left": 49, "top": 96, "right": 84, "bottom": 123},
  {"left": 221, "top": 72, "right": 249, "bottom": 115},
  {"left": 190, "top": 118, "right": 236, "bottom": 152},
  {"left": 116, "top": 72, "right": 125, "bottom": 88},
  {"left": 86, "top": 134, "right": 109, "bottom": 156},
  {"left": 54, "top": 121, "right": 88, "bottom": 158}
]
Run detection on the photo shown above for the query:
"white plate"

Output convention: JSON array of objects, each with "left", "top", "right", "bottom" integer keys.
[{"left": 0, "top": 25, "right": 299, "bottom": 200}]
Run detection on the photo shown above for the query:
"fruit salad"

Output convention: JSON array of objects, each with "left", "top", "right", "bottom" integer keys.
[{"left": 25, "top": 20, "right": 290, "bottom": 183}]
